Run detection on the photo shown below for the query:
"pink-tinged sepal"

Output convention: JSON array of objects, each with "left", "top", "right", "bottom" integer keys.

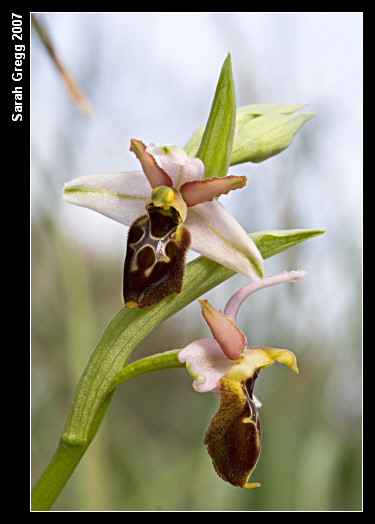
[
  {"left": 130, "top": 139, "right": 173, "bottom": 189},
  {"left": 123, "top": 211, "right": 191, "bottom": 308},
  {"left": 178, "top": 338, "right": 233, "bottom": 396},
  {"left": 180, "top": 175, "right": 247, "bottom": 207},
  {"left": 199, "top": 299, "right": 246, "bottom": 360}
]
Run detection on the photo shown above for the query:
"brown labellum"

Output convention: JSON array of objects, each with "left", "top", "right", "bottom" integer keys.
[
  {"left": 123, "top": 209, "right": 191, "bottom": 308},
  {"left": 204, "top": 373, "right": 262, "bottom": 488}
]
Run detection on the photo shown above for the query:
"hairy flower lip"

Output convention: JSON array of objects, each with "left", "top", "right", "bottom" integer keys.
[{"left": 63, "top": 140, "right": 265, "bottom": 282}]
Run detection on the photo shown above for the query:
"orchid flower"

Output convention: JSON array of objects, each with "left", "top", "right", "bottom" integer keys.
[
  {"left": 178, "top": 270, "right": 307, "bottom": 489},
  {"left": 63, "top": 139, "right": 264, "bottom": 308}
]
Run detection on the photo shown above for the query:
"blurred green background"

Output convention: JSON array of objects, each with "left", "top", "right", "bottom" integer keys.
[{"left": 31, "top": 12, "right": 362, "bottom": 511}]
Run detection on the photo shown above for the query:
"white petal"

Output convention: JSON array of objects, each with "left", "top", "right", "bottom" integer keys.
[
  {"left": 178, "top": 338, "right": 232, "bottom": 394},
  {"left": 185, "top": 200, "right": 264, "bottom": 280},
  {"left": 63, "top": 171, "right": 150, "bottom": 226},
  {"left": 147, "top": 144, "right": 205, "bottom": 187}
]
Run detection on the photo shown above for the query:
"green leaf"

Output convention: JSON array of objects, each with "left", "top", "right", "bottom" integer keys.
[
  {"left": 250, "top": 229, "right": 325, "bottom": 258},
  {"left": 184, "top": 103, "right": 314, "bottom": 165},
  {"left": 234, "top": 103, "right": 307, "bottom": 133},
  {"left": 195, "top": 53, "right": 236, "bottom": 179},
  {"left": 230, "top": 112, "right": 315, "bottom": 164},
  {"left": 236, "top": 103, "right": 307, "bottom": 115}
]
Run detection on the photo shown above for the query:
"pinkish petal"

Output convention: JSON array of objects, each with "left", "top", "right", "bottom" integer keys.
[
  {"left": 223, "top": 270, "right": 308, "bottom": 323},
  {"left": 147, "top": 144, "right": 205, "bottom": 187},
  {"left": 185, "top": 200, "right": 264, "bottom": 280},
  {"left": 199, "top": 300, "right": 246, "bottom": 360},
  {"left": 178, "top": 338, "right": 232, "bottom": 394},
  {"left": 180, "top": 175, "right": 247, "bottom": 207},
  {"left": 130, "top": 139, "right": 172, "bottom": 188}
]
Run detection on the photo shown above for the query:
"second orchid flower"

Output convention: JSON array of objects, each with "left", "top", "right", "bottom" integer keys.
[{"left": 178, "top": 270, "right": 307, "bottom": 489}]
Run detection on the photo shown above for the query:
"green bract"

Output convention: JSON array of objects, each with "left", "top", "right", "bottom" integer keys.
[
  {"left": 195, "top": 53, "right": 236, "bottom": 179},
  {"left": 184, "top": 103, "right": 314, "bottom": 164}
]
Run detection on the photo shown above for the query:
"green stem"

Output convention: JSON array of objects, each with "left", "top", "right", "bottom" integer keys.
[
  {"left": 108, "top": 349, "right": 184, "bottom": 391},
  {"left": 31, "top": 350, "right": 183, "bottom": 511},
  {"left": 31, "top": 391, "right": 115, "bottom": 511}
]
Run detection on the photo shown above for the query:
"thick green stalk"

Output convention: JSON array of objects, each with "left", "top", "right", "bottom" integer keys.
[
  {"left": 31, "top": 391, "right": 115, "bottom": 511},
  {"left": 31, "top": 351, "right": 183, "bottom": 511}
]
